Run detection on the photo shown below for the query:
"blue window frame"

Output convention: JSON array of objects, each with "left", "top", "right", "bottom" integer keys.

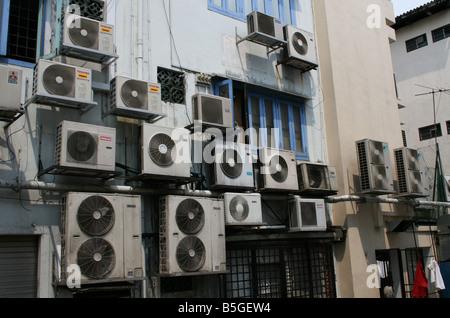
[
  {"left": 248, "top": 90, "right": 308, "bottom": 160},
  {"left": 208, "top": 0, "right": 297, "bottom": 26}
]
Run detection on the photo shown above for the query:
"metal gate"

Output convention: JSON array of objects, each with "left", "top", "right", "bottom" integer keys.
[
  {"left": 0, "top": 236, "right": 39, "bottom": 298},
  {"left": 225, "top": 240, "right": 336, "bottom": 298}
]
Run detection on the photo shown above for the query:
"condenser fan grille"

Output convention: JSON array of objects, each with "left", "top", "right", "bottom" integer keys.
[
  {"left": 121, "top": 80, "right": 148, "bottom": 109},
  {"left": 68, "top": 16, "right": 99, "bottom": 49},
  {"left": 176, "top": 236, "right": 206, "bottom": 272},
  {"left": 77, "top": 196, "right": 115, "bottom": 236},
  {"left": 306, "top": 165, "right": 327, "bottom": 189},
  {"left": 42, "top": 65, "right": 76, "bottom": 97},
  {"left": 369, "top": 141, "right": 385, "bottom": 165},
  {"left": 176, "top": 199, "right": 205, "bottom": 235},
  {"left": 371, "top": 165, "right": 388, "bottom": 190},
  {"left": 77, "top": 238, "right": 115, "bottom": 279},
  {"left": 67, "top": 131, "right": 97, "bottom": 162},
  {"left": 269, "top": 155, "right": 288, "bottom": 183},
  {"left": 220, "top": 149, "right": 243, "bottom": 178},
  {"left": 229, "top": 196, "right": 250, "bottom": 222},
  {"left": 292, "top": 32, "right": 308, "bottom": 55},
  {"left": 149, "top": 133, "right": 175, "bottom": 166},
  {"left": 407, "top": 149, "right": 420, "bottom": 170}
]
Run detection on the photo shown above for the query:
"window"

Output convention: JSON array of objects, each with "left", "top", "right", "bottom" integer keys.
[
  {"left": 248, "top": 91, "right": 308, "bottom": 160},
  {"left": 157, "top": 67, "right": 186, "bottom": 104},
  {"left": 208, "top": 0, "right": 296, "bottom": 25},
  {"left": 419, "top": 123, "right": 442, "bottom": 141},
  {"left": 447, "top": 120, "right": 450, "bottom": 135},
  {"left": 0, "top": 0, "right": 40, "bottom": 65},
  {"left": 405, "top": 34, "right": 428, "bottom": 52},
  {"left": 432, "top": 24, "right": 450, "bottom": 43}
]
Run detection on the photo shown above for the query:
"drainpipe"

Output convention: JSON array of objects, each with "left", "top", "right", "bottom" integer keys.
[{"left": 136, "top": 0, "right": 144, "bottom": 80}]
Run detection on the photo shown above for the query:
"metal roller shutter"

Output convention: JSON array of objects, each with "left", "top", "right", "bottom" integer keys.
[{"left": 0, "top": 236, "right": 39, "bottom": 298}]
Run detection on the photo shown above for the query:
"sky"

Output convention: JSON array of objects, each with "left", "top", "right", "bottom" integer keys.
[{"left": 391, "top": 0, "right": 433, "bottom": 16}]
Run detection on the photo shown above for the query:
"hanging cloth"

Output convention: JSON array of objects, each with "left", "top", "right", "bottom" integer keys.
[
  {"left": 413, "top": 259, "right": 428, "bottom": 298},
  {"left": 428, "top": 259, "right": 446, "bottom": 292}
]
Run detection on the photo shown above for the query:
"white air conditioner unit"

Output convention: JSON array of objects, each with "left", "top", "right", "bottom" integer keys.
[
  {"left": 289, "top": 197, "right": 327, "bottom": 232},
  {"left": 61, "top": 192, "right": 143, "bottom": 283},
  {"left": 110, "top": 76, "right": 162, "bottom": 117},
  {"left": 247, "top": 10, "right": 284, "bottom": 46},
  {"left": 141, "top": 124, "right": 191, "bottom": 179},
  {"left": 33, "top": 59, "right": 94, "bottom": 107},
  {"left": 282, "top": 25, "right": 318, "bottom": 71},
  {"left": 258, "top": 147, "right": 299, "bottom": 192},
  {"left": 159, "top": 195, "right": 227, "bottom": 276},
  {"left": 61, "top": 13, "right": 116, "bottom": 63},
  {"left": 55, "top": 121, "right": 116, "bottom": 172},
  {"left": 224, "top": 193, "right": 263, "bottom": 226},
  {"left": 356, "top": 139, "right": 394, "bottom": 195},
  {"left": 0, "top": 64, "right": 23, "bottom": 111},
  {"left": 297, "top": 162, "right": 338, "bottom": 196},
  {"left": 394, "top": 147, "right": 426, "bottom": 197},
  {"left": 210, "top": 139, "right": 255, "bottom": 190},
  {"left": 192, "top": 93, "right": 233, "bottom": 129}
]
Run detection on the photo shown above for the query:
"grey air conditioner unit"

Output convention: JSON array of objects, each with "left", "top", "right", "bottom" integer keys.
[
  {"left": 247, "top": 10, "right": 284, "bottom": 46},
  {"left": 289, "top": 196, "right": 327, "bottom": 232},
  {"left": 297, "top": 162, "right": 338, "bottom": 197},
  {"left": 33, "top": 59, "right": 96, "bottom": 108},
  {"left": 141, "top": 124, "right": 191, "bottom": 179},
  {"left": 224, "top": 193, "right": 263, "bottom": 226},
  {"left": 55, "top": 121, "right": 116, "bottom": 172},
  {"left": 258, "top": 147, "right": 299, "bottom": 192},
  {"left": 210, "top": 139, "right": 255, "bottom": 190},
  {"left": 394, "top": 147, "right": 427, "bottom": 198},
  {"left": 61, "top": 192, "right": 144, "bottom": 283},
  {"left": 0, "top": 64, "right": 23, "bottom": 112},
  {"left": 159, "top": 195, "right": 227, "bottom": 276},
  {"left": 282, "top": 25, "right": 318, "bottom": 71},
  {"left": 192, "top": 93, "right": 233, "bottom": 129},
  {"left": 61, "top": 13, "right": 117, "bottom": 63},
  {"left": 110, "top": 76, "right": 163, "bottom": 118},
  {"left": 356, "top": 139, "right": 394, "bottom": 195}
]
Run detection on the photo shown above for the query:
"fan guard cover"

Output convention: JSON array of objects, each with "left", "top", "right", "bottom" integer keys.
[
  {"left": 292, "top": 31, "right": 308, "bottom": 55},
  {"left": 176, "top": 236, "right": 206, "bottom": 272},
  {"left": 371, "top": 165, "right": 388, "bottom": 190},
  {"left": 68, "top": 16, "right": 99, "bottom": 49},
  {"left": 77, "top": 237, "right": 116, "bottom": 279},
  {"left": 43, "top": 64, "right": 76, "bottom": 97},
  {"left": 229, "top": 196, "right": 250, "bottom": 222},
  {"left": 120, "top": 80, "right": 148, "bottom": 109},
  {"left": 67, "top": 131, "right": 97, "bottom": 162},
  {"left": 149, "top": 133, "right": 175, "bottom": 167},
  {"left": 220, "top": 149, "right": 243, "bottom": 179},
  {"left": 269, "top": 155, "right": 289, "bottom": 183},
  {"left": 77, "top": 195, "right": 115, "bottom": 236},
  {"left": 176, "top": 199, "right": 205, "bottom": 235},
  {"left": 369, "top": 141, "right": 385, "bottom": 165},
  {"left": 306, "top": 165, "right": 326, "bottom": 189}
]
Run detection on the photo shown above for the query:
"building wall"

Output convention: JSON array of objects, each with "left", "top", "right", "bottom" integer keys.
[{"left": 313, "top": 0, "right": 435, "bottom": 298}]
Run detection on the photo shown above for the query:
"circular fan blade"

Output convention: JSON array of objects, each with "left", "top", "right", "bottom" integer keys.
[
  {"left": 176, "top": 199, "right": 205, "bottom": 235},
  {"left": 229, "top": 196, "right": 250, "bottom": 222},
  {"left": 77, "top": 238, "right": 115, "bottom": 279},
  {"left": 42, "top": 64, "right": 76, "bottom": 97},
  {"left": 77, "top": 196, "right": 115, "bottom": 236},
  {"left": 176, "top": 236, "right": 206, "bottom": 272},
  {"left": 369, "top": 141, "right": 385, "bottom": 165},
  {"left": 220, "top": 149, "right": 243, "bottom": 179},
  {"left": 269, "top": 155, "right": 288, "bottom": 183},
  {"left": 120, "top": 80, "right": 149, "bottom": 109},
  {"left": 306, "top": 165, "right": 325, "bottom": 189},
  {"left": 149, "top": 133, "right": 175, "bottom": 166},
  {"left": 292, "top": 31, "right": 308, "bottom": 55},
  {"left": 372, "top": 165, "right": 388, "bottom": 190},
  {"left": 68, "top": 16, "right": 99, "bottom": 49},
  {"left": 67, "top": 131, "right": 96, "bottom": 162},
  {"left": 407, "top": 149, "right": 420, "bottom": 170}
]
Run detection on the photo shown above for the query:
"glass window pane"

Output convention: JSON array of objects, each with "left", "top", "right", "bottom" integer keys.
[
  {"left": 251, "top": 96, "right": 261, "bottom": 148},
  {"left": 229, "top": 0, "right": 237, "bottom": 13},
  {"left": 213, "top": 0, "right": 223, "bottom": 7},
  {"left": 257, "top": 0, "right": 265, "bottom": 13},
  {"left": 244, "top": 0, "right": 253, "bottom": 15},
  {"left": 264, "top": 99, "right": 275, "bottom": 148},
  {"left": 292, "top": 106, "right": 303, "bottom": 153},
  {"left": 280, "top": 103, "right": 291, "bottom": 150},
  {"left": 283, "top": 0, "right": 291, "bottom": 25},
  {"left": 272, "top": 0, "right": 280, "bottom": 19}
]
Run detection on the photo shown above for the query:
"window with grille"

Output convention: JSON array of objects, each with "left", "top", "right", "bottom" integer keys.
[
  {"left": 419, "top": 123, "right": 442, "bottom": 141},
  {"left": 225, "top": 240, "right": 336, "bottom": 298},
  {"left": 405, "top": 34, "right": 428, "bottom": 53},
  {"left": 432, "top": 24, "right": 450, "bottom": 43},
  {"left": 157, "top": 67, "right": 186, "bottom": 104},
  {"left": 0, "top": 0, "right": 40, "bottom": 64}
]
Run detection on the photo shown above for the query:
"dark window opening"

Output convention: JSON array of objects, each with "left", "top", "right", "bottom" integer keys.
[
  {"left": 419, "top": 123, "right": 442, "bottom": 141},
  {"left": 406, "top": 34, "right": 428, "bottom": 52}
]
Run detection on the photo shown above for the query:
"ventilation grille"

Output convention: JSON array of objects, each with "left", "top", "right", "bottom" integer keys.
[
  {"left": 68, "top": 0, "right": 105, "bottom": 21},
  {"left": 395, "top": 149, "right": 407, "bottom": 194},
  {"left": 55, "top": 124, "right": 63, "bottom": 165},
  {"left": 357, "top": 141, "right": 370, "bottom": 191}
]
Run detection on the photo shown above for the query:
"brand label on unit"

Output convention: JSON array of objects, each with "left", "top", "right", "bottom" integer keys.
[
  {"left": 149, "top": 84, "right": 159, "bottom": 93},
  {"left": 100, "top": 136, "right": 112, "bottom": 142},
  {"left": 77, "top": 71, "right": 90, "bottom": 80},
  {"left": 100, "top": 25, "right": 112, "bottom": 33},
  {"left": 8, "top": 70, "right": 19, "bottom": 84}
]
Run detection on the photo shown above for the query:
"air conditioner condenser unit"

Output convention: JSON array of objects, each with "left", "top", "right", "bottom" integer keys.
[
  {"left": 297, "top": 162, "right": 338, "bottom": 197},
  {"left": 247, "top": 10, "right": 284, "bottom": 46},
  {"left": 0, "top": 64, "right": 23, "bottom": 112},
  {"left": 258, "top": 147, "right": 299, "bottom": 192},
  {"left": 394, "top": 147, "right": 427, "bottom": 198},
  {"left": 289, "top": 196, "right": 327, "bottom": 232},
  {"left": 282, "top": 25, "right": 318, "bottom": 71},
  {"left": 192, "top": 93, "right": 233, "bottom": 130},
  {"left": 224, "top": 193, "right": 263, "bottom": 226}
]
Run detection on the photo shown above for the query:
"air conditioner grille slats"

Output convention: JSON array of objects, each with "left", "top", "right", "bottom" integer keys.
[{"left": 357, "top": 141, "right": 370, "bottom": 191}]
